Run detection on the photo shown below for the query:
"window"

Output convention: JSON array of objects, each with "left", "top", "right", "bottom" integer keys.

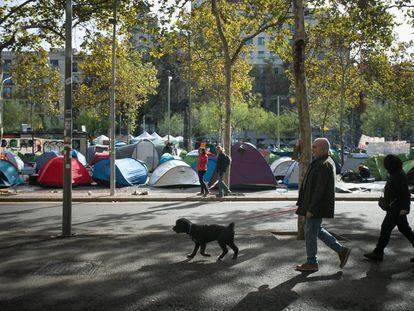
[
  {"left": 249, "top": 52, "right": 255, "bottom": 60},
  {"left": 50, "top": 59, "right": 59, "bottom": 69},
  {"left": 246, "top": 39, "right": 253, "bottom": 45},
  {"left": 258, "top": 51, "right": 265, "bottom": 59},
  {"left": 72, "top": 62, "right": 78, "bottom": 73},
  {"left": 258, "top": 37, "right": 265, "bottom": 45},
  {"left": 2, "top": 59, "right": 11, "bottom": 71},
  {"left": 3, "top": 87, "right": 12, "bottom": 99},
  {"left": 2, "top": 73, "right": 12, "bottom": 84},
  {"left": 274, "top": 67, "right": 279, "bottom": 75}
]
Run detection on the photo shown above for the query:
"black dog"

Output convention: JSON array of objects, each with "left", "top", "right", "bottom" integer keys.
[{"left": 172, "top": 218, "right": 239, "bottom": 261}]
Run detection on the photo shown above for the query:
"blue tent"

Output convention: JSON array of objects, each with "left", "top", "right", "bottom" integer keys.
[
  {"left": 71, "top": 149, "right": 87, "bottom": 166},
  {"left": 92, "top": 158, "right": 148, "bottom": 187},
  {"left": 35, "top": 151, "right": 59, "bottom": 172},
  {"left": 191, "top": 156, "right": 217, "bottom": 183},
  {"left": 159, "top": 153, "right": 182, "bottom": 165},
  {"left": 0, "top": 160, "right": 23, "bottom": 187}
]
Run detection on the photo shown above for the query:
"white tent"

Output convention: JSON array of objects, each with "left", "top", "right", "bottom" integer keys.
[
  {"left": 94, "top": 135, "right": 109, "bottom": 146},
  {"left": 161, "top": 134, "right": 176, "bottom": 141},
  {"left": 133, "top": 131, "right": 154, "bottom": 143},
  {"left": 151, "top": 132, "right": 162, "bottom": 140},
  {"left": 149, "top": 160, "right": 199, "bottom": 187},
  {"left": 282, "top": 161, "right": 299, "bottom": 188},
  {"left": 270, "top": 157, "right": 293, "bottom": 179},
  {"left": 116, "top": 140, "right": 159, "bottom": 172}
]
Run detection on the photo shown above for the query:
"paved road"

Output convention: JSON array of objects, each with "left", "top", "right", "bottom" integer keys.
[{"left": 1, "top": 201, "right": 414, "bottom": 311}]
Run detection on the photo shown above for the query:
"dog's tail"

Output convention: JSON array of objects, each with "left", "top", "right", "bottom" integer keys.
[{"left": 228, "top": 222, "right": 235, "bottom": 231}]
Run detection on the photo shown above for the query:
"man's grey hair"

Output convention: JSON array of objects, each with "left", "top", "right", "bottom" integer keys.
[{"left": 314, "top": 138, "right": 330, "bottom": 153}]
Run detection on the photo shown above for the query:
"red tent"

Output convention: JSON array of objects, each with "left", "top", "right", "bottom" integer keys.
[
  {"left": 37, "top": 156, "right": 92, "bottom": 187},
  {"left": 91, "top": 151, "right": 110, "bottom": 165}
]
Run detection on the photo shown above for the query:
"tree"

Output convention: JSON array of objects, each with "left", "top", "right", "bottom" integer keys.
[
  {"left": 74, "top": 35, "right": 158, "bottom": 136},
  {"left": 160, "top": 0, "right": 292, "bottom": 184},
  {"left": 157, "top": 113, "right": 184, "bottom": 137},
  {"left": 11, "top": 49, "right": 62, "bottom": 130}
]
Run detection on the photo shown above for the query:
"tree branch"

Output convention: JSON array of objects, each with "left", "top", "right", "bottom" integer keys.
[{"left": 0, "top": 0, "right": 36, "bottom": 25}]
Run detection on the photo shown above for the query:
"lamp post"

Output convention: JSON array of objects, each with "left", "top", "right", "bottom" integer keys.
[
  {"left": 167, "top": 75, "right": 172, "bottom": 142},
  {"left": 0, "top": 76, "right": 12, "bottom": 150},
  {"left": 277, "top": 95, "right": 280, "bottom": 148},
  {"left": 109, "top": 0, "right": 117, "bottom": 196}
]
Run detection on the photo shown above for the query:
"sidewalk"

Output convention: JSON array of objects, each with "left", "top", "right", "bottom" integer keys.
[{"left": 0, "top": 183, "right": 384, "bottom": 202}]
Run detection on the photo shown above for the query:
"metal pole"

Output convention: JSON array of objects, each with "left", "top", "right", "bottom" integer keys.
[
  {"left": 109, "top": 0, "right": 117, "bottom": 196},
  {"left": 187, "top": 32, "right": 192, "bottom": 150},
  {"left": 277, "top": 95, "right": 280, "bottom": 148},
  {"left": 62, "top": 0, "right": 73, "bottom": 236},
  {"left": 143, "top": 115, "right": 145, "bottom": 132},
  {"left": 167, "top": 76, "right": 172, "bottom": 142}
]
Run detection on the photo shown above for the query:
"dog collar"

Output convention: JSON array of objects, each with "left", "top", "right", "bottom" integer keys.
[{"left": 188, "top": 223, "right": 192, "bottom": 234}]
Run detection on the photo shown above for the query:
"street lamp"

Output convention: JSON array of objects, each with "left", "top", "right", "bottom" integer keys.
[
  {"left": 109, "top": 0, "right": 117, "bottom": 196},
  {"left": 167, "top": 75, "right": 172, "bottom": 142},
  {"left": 0, "top": 76, "right": 12, "bottom": 150}
]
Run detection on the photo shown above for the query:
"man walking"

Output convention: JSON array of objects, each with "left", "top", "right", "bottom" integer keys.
[
  {"left": 215, "top": 145, "right": 231, "bottom": 198},
  {"left": 295, "top": 138, "right": 351, "bottom": 272}
]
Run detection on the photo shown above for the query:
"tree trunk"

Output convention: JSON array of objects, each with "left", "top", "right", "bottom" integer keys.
[
  {"left": 293, "top": 0, "right": 312, "bottom": 240},
  {"left": 223, "top": 60, "right": 232, "bottom": 186},
  {"left": 339, "top": 70, "right": 346, "bottom": 165}
]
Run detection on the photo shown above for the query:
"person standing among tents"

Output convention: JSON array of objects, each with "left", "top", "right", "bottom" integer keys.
[
  {"left": 162, "top": 141, "right": 174, "bottom": 155},
  {"left": 196, "top": 147, "right": 210, "bottom": 197},
  {"left": 364, "top": 154, "right": 414, "bottom": 262},
  {"left": 295, "top": 138, "right": 352, "bottom": 272},
  {"left": 215, "top": 145, "right": 231, "bottom": 198}
]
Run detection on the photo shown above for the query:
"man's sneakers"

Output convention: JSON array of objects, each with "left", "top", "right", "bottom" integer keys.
[
  {"left": 363, "top": 250, "right": 383, "bottom": 261},
  {"left": 338, "top": 247, "right": 352, "bottom": 269},
  {"left": 295, "top": 262, "right": 319, "bottom": 272}
]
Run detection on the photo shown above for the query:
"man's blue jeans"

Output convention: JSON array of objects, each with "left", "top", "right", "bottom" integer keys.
[
  {"left": 305, "top": 217, "right": 343, "bottom": 264},
  {"left": 217, "top": 172, "right": 230, "bottom": 196}
]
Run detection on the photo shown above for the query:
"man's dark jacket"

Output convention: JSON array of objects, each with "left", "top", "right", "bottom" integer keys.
[
  {"left": 216, "top": 152, "right": 230, "bottom": 173},
  {"left": 296, "top": 155, "right": 336, "bottom": 218},
  {"left": 384, "top": 169, "right": 411, "bottom": 214}
]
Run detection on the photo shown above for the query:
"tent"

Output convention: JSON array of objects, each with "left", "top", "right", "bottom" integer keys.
[
  {"left": 86, "top": 145, "right": 109, "bottom": 164},
  {"left": 0, "top": 160, "right": 23, "bottom": 187},
  {"left": 116, "top": 139, "right": 159, "bottom": 172},
  {"left": 37, "top": 156, "right": 92, "bottom": 187},
  {"left": 71, "top": 149, "right": 87, "bottom": 166},
  {"left": 403, "top": 159, "right": 414, "bottom": 174},
  {"left": 362, "top": 155, "right": 387, "bottom": 180},
  {"left": 230, "top": 142, "right": 277, "bottom": 189},
  {"left": 149, "top": 160, "right": 199, "bottom": 187},
  {"left": 132, "top": 131, "right": 154, "bottom": 143},
  {"left": 183, "top": 150, "right": 199, "bottom": 167},
  {"left": 282, "top": 161, "right": 300, "bottom": 189},
  {"left": 159, "top": 153, "right": 182, "bottom": 165},
  {"left": 270, "top": 157, "right": 294, "bottom": 180},
  {"left": 35, "top": 151, "right": 59, "bottom": 172},
  {"left": 92, "top": 158, "right": 148, "bottom": 187},
  {"left": 191, "top": 155, "right": 217, "bottom": 183},
  {"left": 94, "top": 135, "right": 109, "bottom": 146},
  {"left": 151, "top": 132, "right": 162, "bottom": 140},
  {"left": 1, "top": 150, "right": 24, "bottom": 172}
]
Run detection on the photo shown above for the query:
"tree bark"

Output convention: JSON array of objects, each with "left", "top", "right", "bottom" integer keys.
[{"left": 293, "top": 0, "right": 312, "bottom": 240}]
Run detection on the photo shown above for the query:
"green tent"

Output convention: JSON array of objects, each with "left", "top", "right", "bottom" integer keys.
[
  {"left": 403, "top": 159, "right": 414, "bottom": 174},
  {"left": 362, "top": 155, "right": 387, "bottom": 180}
]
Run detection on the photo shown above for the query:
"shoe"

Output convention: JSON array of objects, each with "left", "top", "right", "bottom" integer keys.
[
  {"left": 295, "top": 262, "right": 319, "bottom": 272},
  {"left": 203, "top": 192, "right": 210, "bottom": 197},
  {"left": 215, "top": 194, "right": 224, "bottom": 198},
  {"left": 338, "top": 247, "right": 351, "bottom": 268},
  {"left": 196, "top": 192, "right": 204, "bottom": 196},
  {"left": 363, "top": 251, "right": 383, "bottom": 261},
  {"left": 224, "top": 191, "right": 232, "bottom": 196}
]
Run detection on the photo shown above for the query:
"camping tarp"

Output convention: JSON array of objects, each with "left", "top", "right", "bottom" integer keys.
[
  {"left": 0, "top": 160, "right": 23, "bottom": 187},
  {"left": 362, "top": 155, "right": 387, "bottom": 180},
  {"left": 116, "top": 140, "right": 159, "bottom": 172},
  {"left": 37, "top": 156, "right": 92, "bottom": 187},
  {"left": 403, "top": 159, "right": 414, "bottom": 174},
  {"left": 35, "top": 151, "right": 59, "bottom": 172},
  {"left": 149, "top": 159, "right": 199, "bottom": 187},
  {"left": 270, "top": 157, "right": 293, "bottom": 179},
  {"left": 71, "top": 149, "right": 87, "bottom": 166},
  {"left": 1, "top": 150, "right": 24, "bottom": 172},
  {"left": 92, "top": 158, "right": 148, "bottom": 187},
  {"left": 230, "top": 142, "right": 277, "bottom": 189}
]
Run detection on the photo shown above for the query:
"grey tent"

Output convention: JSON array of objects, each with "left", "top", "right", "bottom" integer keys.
[{"left": 116, "top": 139, "right": 159, "bottom": 172}]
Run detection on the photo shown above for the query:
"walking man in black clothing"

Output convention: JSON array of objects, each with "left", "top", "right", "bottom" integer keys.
[{"left": 215, "top": 146, "right": 231, "bottom": 198}]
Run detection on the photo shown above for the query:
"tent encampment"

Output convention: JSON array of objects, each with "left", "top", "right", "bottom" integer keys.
[
  {"left": 132, "top": 131, "right": 154, "bottom": 143},
  {"left": 149, "top": 160, "right": 199, "bottom": 187},
  {"left": 230, "top": 142, "right": 277, "bottom": 189},
  {"left": 159, "top": 153, "right": 182, "bottom": 165},
  {"left": 0, "top": 160, "right": 23, "bottom": 187},
  {"left": 37, "top": 156, "right": 92, "bottom": 187},
  {"left": 116, "top": 139, "right": 159, "bottom": 172},
  {"left": 92, "top": 158, "right": 148, "bottom": 187},
  {"left": 35, "top": 151, "right": 59, "bottom": 172},
  {"left": 270, "top": 157, "right": 294, "bottom": 180}
]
